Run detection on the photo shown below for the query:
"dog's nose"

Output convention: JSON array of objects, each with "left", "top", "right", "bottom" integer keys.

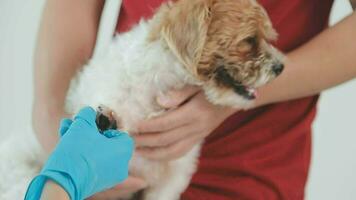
[{"left": 272, "top": 63, "right": 284, "bottom": 75}]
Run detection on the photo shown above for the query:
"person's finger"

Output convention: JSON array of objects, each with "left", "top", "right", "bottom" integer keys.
[
  {"left": 112, "top": 176, "right": 148, "bottom": 190},
  {"left": 58, "top": 118, "right": 73, "bottom": 137},
  {"left": 136, "top": 106, "right": 193, "bottom": 133},
  {"left": 104, "top": 130, "right": 134, "bottom": 146},
  {"left": 88, "top": 176, "right": 148, "bottom": 200},
  {"left": 105, "top": 130, "right": 135, "bottom": 157},
  {"left": 74, "top": 106, "right": 97, "bottom": 127},
  {"left": 102, "top": 129, "right": 125, "bottom": 138},
  {"left": 157, "top": 86, "right": 200, "bottom": 108},
  {"left": 134, "top": 124, "right": 195, "bottom": 148},
  {"left": 136, "top": 135, "right": 203, "bottom": 160}
]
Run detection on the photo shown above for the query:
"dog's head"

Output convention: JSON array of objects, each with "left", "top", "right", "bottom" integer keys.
[{"left": 153, "top": 0, "right": 284, "bottom": 105}]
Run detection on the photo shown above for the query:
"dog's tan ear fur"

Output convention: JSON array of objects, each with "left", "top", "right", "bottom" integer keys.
[{"left": 156, "top": 0, "right": 213, "bottom": 75}]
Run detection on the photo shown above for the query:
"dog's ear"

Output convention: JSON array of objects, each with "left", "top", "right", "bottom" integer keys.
[{"left": 159, "top": 0, "right": 213, "bottom": 75}]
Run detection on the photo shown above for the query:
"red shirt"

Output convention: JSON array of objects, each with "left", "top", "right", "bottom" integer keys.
[{"left": 116, "top": 0, "right": 334, "bottom": 199}]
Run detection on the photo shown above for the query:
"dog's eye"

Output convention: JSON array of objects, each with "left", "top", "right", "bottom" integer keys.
[
  {"left": 237, "top": 36, "right": 257, "bottom": 53},
  {"left": 245, "top": 36, "right": 258, "bottom": 47}
]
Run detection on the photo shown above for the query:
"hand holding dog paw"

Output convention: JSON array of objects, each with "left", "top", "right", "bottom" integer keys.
[
  {"left": 25, "top": 107, "right": 134, "bottom": 200},
  {"left": 134, "top": 86, "right": 239, "bottom": 160}
]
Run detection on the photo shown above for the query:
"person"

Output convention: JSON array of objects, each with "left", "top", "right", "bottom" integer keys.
[
  {"left": 25, "top": 107, "right": 134, "bottom": 200},
  {"left": 33, "top": 0, "right": 356, "bottom": 199}
]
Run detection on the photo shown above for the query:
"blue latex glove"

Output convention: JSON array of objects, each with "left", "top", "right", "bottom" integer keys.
[{"left": 25, "top": 107, "right": 134, "bottom": 200}]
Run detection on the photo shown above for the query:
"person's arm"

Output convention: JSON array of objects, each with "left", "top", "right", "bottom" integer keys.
[
  {"left": 40, "top": 181, "right": 70, "bottom": 200},
  {"left": 33, "top": 1, "right": 147, "bottom": 198},
  {"left": 33, "top": 0, "right": 104, "bottom": 152},
  {"left": 134, "top": 12, "right": 356, "bottom": 160},
  {"left": 254, "top": 12, "right": 356, "bottom": 107}
]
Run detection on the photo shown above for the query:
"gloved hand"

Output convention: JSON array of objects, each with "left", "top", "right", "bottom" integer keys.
[{"left": 25, "top": 107, "right": 134, "bottom": 200}]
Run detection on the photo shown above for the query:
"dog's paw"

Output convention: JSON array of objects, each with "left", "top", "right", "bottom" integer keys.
[{"left": 95, "top": 105, "right": 119, "bottom": 132}]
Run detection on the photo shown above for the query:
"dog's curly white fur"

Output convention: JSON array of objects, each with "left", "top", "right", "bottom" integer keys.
[{"left": 66, "top": 19, "right": 201, "bottom": 200}]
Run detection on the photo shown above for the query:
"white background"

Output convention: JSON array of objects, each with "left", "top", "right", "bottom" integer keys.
[{"left": 0, "top": 1, "right": 355, "bottom": 199}]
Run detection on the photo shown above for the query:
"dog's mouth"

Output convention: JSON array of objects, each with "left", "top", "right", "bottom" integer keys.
[
  {"left": 232, "top": 84, "right": 257, "bottom": 100},
  {"left": 215, "top": 66, "right": 257, "bottom": 100}
]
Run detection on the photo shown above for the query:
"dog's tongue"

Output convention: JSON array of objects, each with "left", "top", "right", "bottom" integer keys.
[
  {"left": 247, "top": 87, "right": 258, "bottom": 99},
  {"left": 245, "top": 86, "right": 257, "bottom": 100},
  {"left": 253, "top": 90, "right": 258, "bottom": 98}
]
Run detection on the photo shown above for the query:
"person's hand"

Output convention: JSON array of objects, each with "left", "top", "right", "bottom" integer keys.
[
  {"left": 88, "top": 176, "right": 147, "bottom": 200},
  {"left": 134, "top": 86, "right": 239, "bottom": 160},
  {"left": 25, "top": 107, "right": 134, "bottom": 200}
]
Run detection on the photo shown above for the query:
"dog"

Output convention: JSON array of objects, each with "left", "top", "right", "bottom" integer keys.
[{"left": 65, "top": 0, "right": 284, "bottom": 199}]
